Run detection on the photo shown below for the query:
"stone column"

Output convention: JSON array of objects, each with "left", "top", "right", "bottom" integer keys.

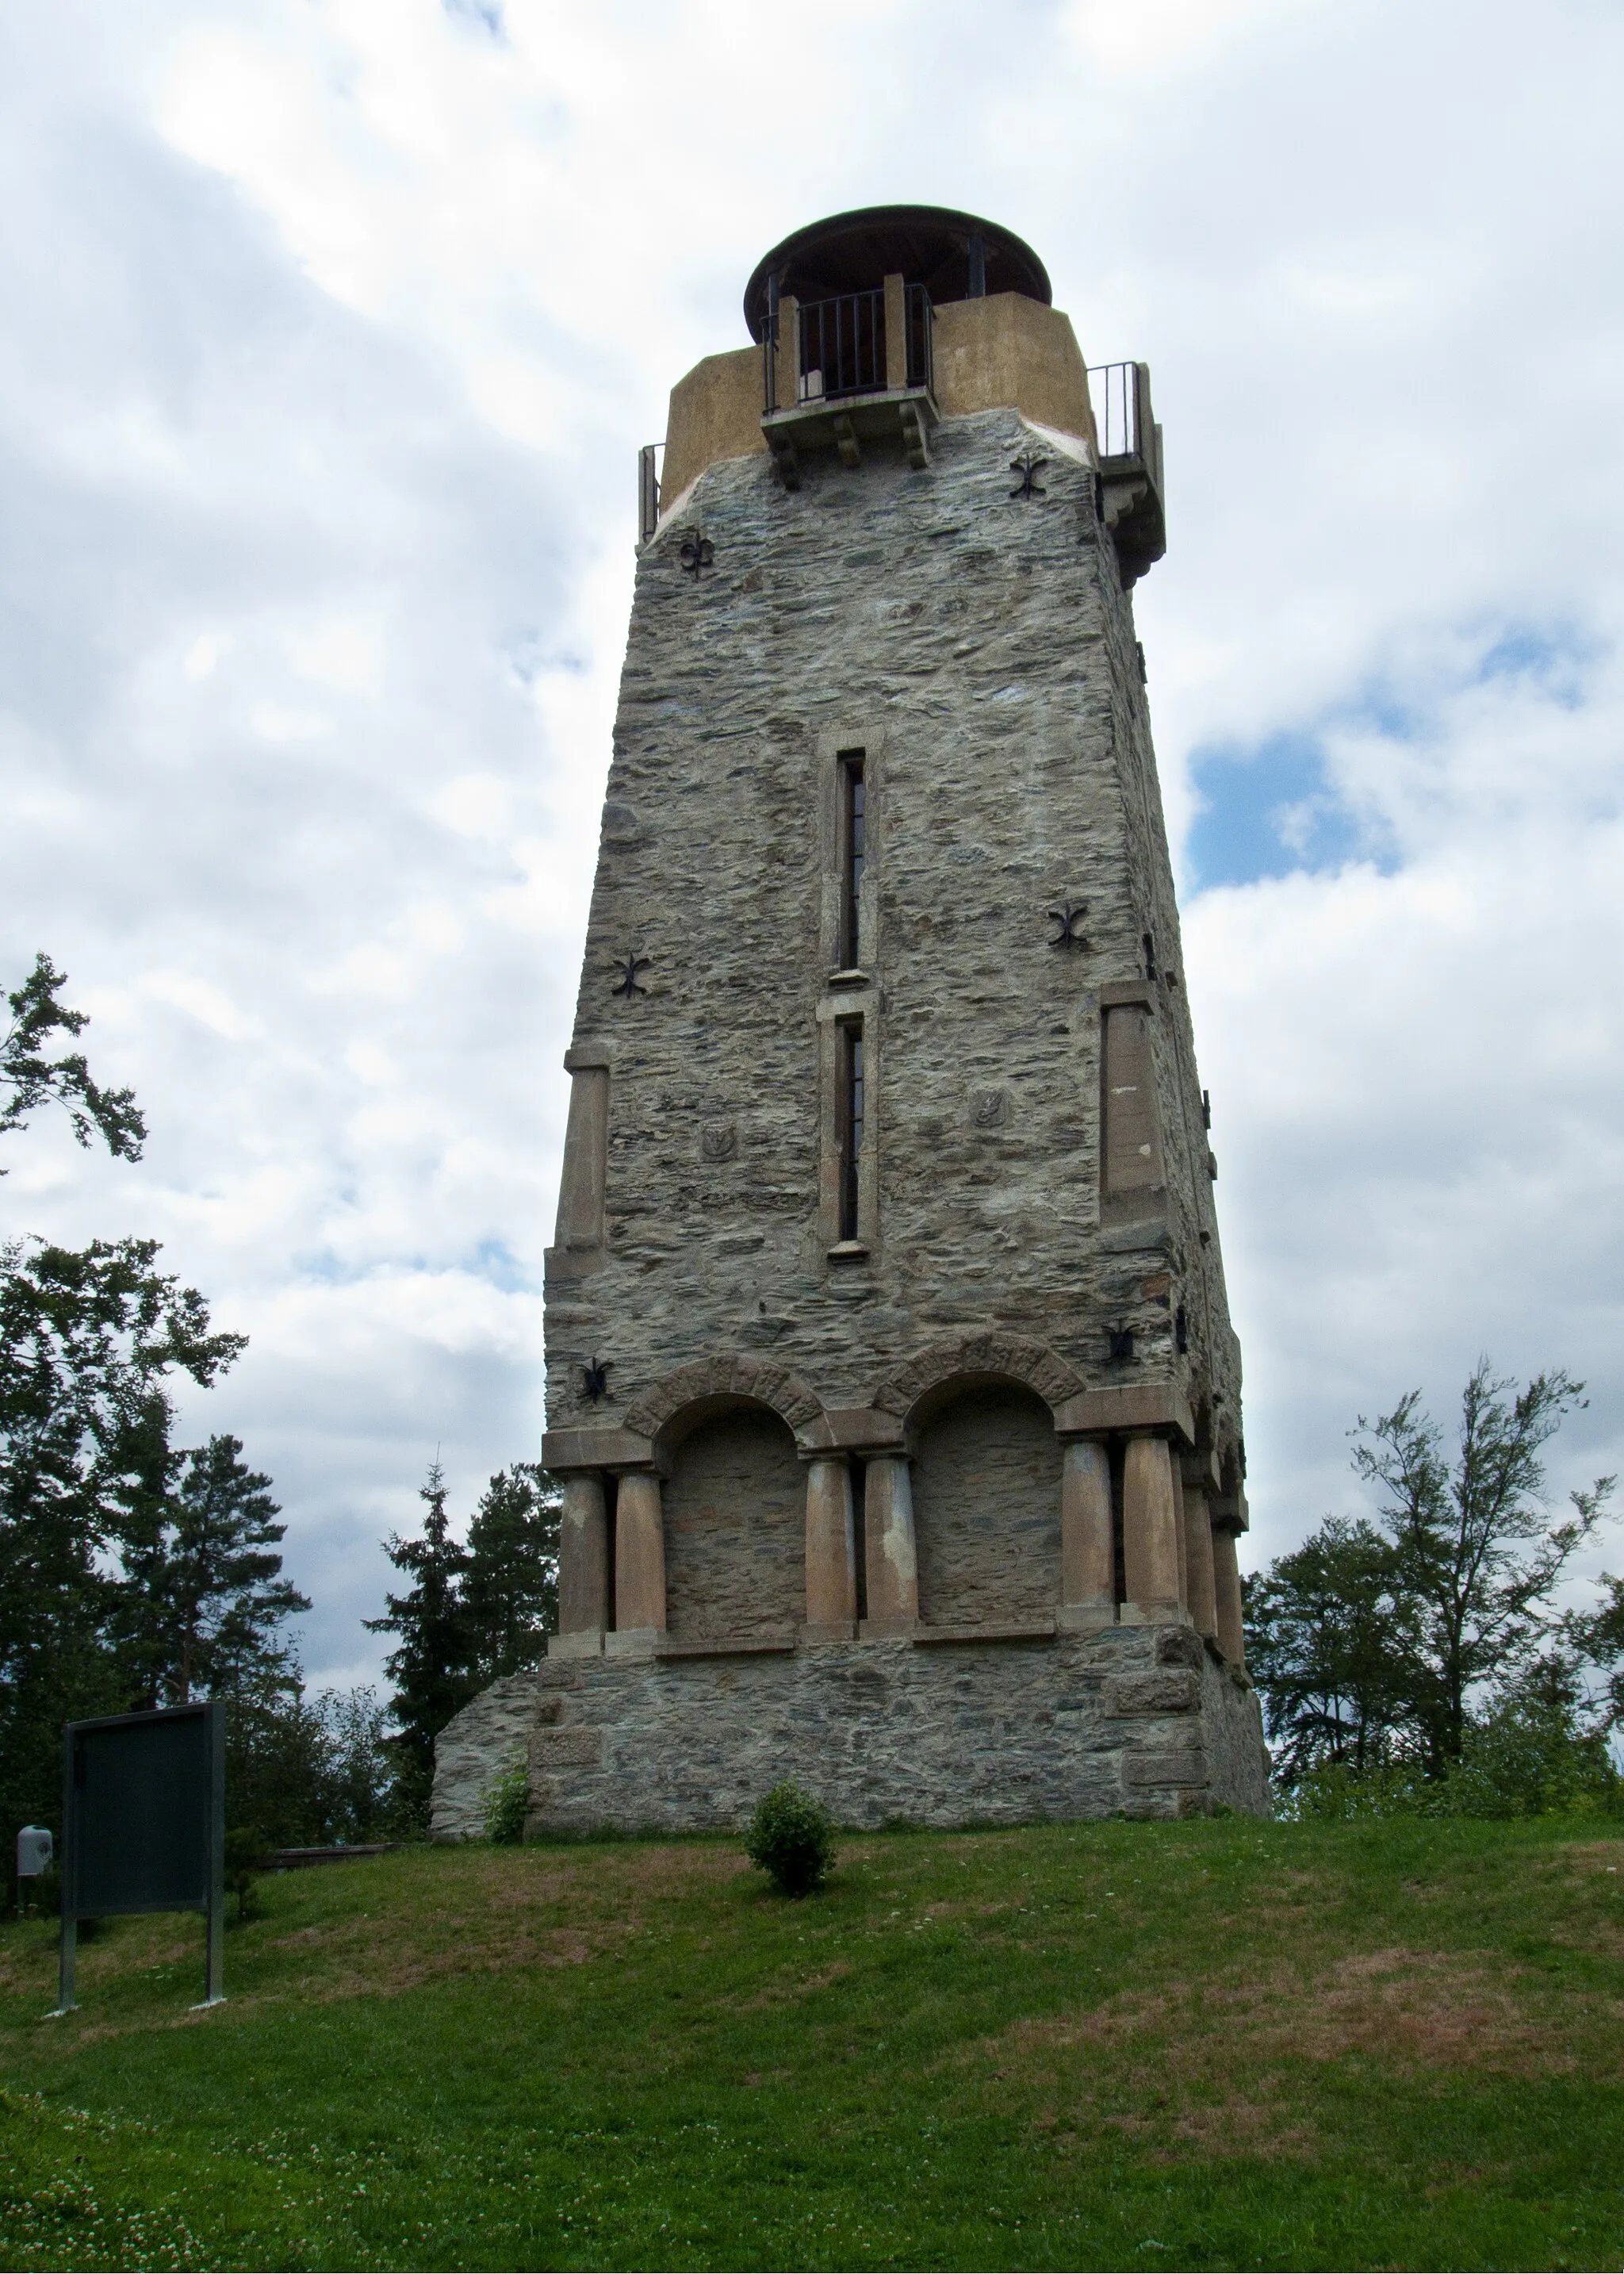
[
  {"left": 883, "top": 273, "right": 909, "bottom": 389},
  {"left": 1059, "top": 1438, "right": 1114, "bottom": 1628},
  {"left": 1212, "top": 1522, "right": 1246, "bottom": 1667},
  {"left": 1121, "top": 1434, "right": 1183, "bottom": 1623},
  {"left": 776, "top": 293, "right": 800, "bottom": 408},
  {"left": 557, "top": 1472, "right": 608, "bottom": 1635},
  {"left": 863, "top": 1455, "right": 918, "bottom": 1632},
  {"left": 613, "top": 1471, "right": 665, "bottom": 1636},
  {"left": 1182, "top": 1484, "right": 1218, "bottom": 1642},
  {"left": 804, "top": 1456, "right": 857, "bottom": 1633}
]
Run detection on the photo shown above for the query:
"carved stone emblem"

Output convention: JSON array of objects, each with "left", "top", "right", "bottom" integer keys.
[
  {"left": 699, "top": 1119, "right": 737, "bottom": 1163},
  {"left": 971, "top": 1087, "right": 1008, "bottom": 1128}
]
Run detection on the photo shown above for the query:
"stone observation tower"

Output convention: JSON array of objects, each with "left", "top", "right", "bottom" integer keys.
[{"left": 432, "top": 206, "right": 1271, "bottom": 1837}]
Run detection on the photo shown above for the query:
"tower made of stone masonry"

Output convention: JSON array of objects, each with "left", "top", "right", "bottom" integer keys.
[{"left": 431, "top": 205, "right": 1271, "bottom": 1837}]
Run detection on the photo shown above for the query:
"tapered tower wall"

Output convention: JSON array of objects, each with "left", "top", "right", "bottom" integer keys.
[{"left": 432, "top": 210, "right": 1269, "bottom": 1836}]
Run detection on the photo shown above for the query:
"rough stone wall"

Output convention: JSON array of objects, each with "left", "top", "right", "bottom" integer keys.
[
  {"left": 544, "top": 408, "right": 1243, "bottom": 1451},
  {"left": 430, "top": 1627, "right": 1273, "bottom": 1836},
  {"left": 662, "top": 1409, "right": 805, "bottom": 1640},
  {"left": 913, "top": 1385, "right": 1062, "bottom": 1627},
  {"left": 429, "top": 1672, "right": 540, "bottom": 1843}
]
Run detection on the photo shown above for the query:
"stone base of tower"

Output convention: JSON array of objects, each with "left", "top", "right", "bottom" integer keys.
[{"left": 430, "top": 1626, "right": 1272, "bottom": 1841}]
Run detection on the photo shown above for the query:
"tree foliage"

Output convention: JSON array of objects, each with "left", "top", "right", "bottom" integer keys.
[
  {"left": 1251, "top": 1359, "right": 1618, "bottom": 1804},
  {"left": 117, "top": 1434, "right": 311, "bottom": 1708},
  {"left": 366, "top": 1460, "right": 561, "bottom": 1829},
  {"left": 2, "top": 953, "right": 146, "bottom": 1168},
  {"left": 365, "top": 1462, "right": 477, "bottom": 1824},
  {"left": 1245, "top": 1517, "right": 1422, "bottom": 1782},
  {"left": 0, "top": 951, "right": 345, "bottom": 1856},
  {"left": 0, "top": 1238, "right": 249, "bottom": 1838},
  {"left": 465, "top": 1463, "right": 560, "bottom": 1682}
]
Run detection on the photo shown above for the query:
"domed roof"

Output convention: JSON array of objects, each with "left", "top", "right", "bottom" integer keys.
[{"left": 743, "top": 205, "right": 1051, "bottom": 343}]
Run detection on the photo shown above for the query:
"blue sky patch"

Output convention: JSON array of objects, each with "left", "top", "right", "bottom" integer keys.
[{"left": 1185, "top": 731, "right": 1373, "bottom": 890}]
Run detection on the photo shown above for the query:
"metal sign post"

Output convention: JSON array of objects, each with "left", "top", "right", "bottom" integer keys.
[{"left": 52, "top": 1701, "right": 225, "bottom": 2016}]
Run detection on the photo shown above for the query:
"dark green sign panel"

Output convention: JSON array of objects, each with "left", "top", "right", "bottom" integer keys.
[{"left": 56, "top": 1702, "right": 224, "bottom": 2013}]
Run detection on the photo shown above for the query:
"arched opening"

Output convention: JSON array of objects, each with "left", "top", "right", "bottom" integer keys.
[
  {"left": 662, "top": 1402, "right": 806, "bottom": 1642},
  {"left": 912, "top": 1382, "right": 1062, "bottom": 1628}
]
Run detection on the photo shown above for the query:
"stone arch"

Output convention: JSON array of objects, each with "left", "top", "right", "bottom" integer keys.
[
  {"left": 624, "top": 1354, "right": 826, "bottom": 1469},
  {"left": 870, "top": 1333, "right": 1083, "bottom": 1440}
]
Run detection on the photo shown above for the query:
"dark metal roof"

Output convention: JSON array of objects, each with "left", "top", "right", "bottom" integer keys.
[{"left": 743, "top": 205, "right": 1051, "bottom": 343}]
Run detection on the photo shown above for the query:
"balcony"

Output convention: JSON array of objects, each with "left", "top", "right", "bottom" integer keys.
[
  {"left": 760, "top": 277, "right": 936, "bottom": 488},
  {"left": 1087, "top": 360, "right": 1166, "bottom": 585}
]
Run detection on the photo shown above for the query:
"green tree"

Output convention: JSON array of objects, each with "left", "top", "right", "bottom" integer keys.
[
  {"left": 117, "top": 1433, "right": 310, "bottom": 1707},
  {"left": 1352, "top": 1361, "right": 1614, "bottom": 1771},
  {"left": 1251, "top": 1361, "right": 1617, "bottom": 1801},
  {"left": 0, "top": 1237, "right": 245, "bottom": 1837},
  {"left": 465, "top": 1463, "right": 559, "bottom": 1682},
  {"left": 1245, "top": 1515, "right": 1422, "bottom": 1781},
  {"left": 364, "top": 1461, "right": 477, "bottom": 1826},
  {"left": 2, "top": 953, "right": 146, "bottom": 1166}
]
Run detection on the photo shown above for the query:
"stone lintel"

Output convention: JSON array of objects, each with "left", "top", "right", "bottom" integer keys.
[
  {"left": 797, "top": 1405, "right": 908, "bottom": 1457},
  {"left": 562, "top": 1041, "right": 614, "bottom": 1072},
  {"left": 1052, "top": 1381, "right": 1196, "bottom": 1447},
  {"left": 604, "top": 1626, "right": 661, "bottom": 1659},
  {"left": 801, "top": 1619, "right": 858, "bottom": 1645},
  {"left": 542, "top": 1245, "right": 603, "bottom": 1287},
  {"left": 1097, "top": 1217, "right": 1172, "bottom": 1256},
  {"left": 1057, "top": 1599, "right": 1116, "bottom": 1634},
  {"left": 1181, "top": 1448, "right": 1222, "bottom": 1492},
  {"left": 1098, "top": 978, "right": 1157, "bottom": 1011},
  {"left": 913, "top": 1618, "right": 1056, "bottom": 1647},
  {"left": 541, "top": 1426, "right": 657, "bottom": 1474},
  {"left": 547, "top": 1628, "right": 604, "bottom": 1659}
]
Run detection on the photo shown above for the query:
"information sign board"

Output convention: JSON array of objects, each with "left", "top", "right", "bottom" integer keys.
[{"left": 56, "top": 1701, "right": 224, "bottom": 2013}]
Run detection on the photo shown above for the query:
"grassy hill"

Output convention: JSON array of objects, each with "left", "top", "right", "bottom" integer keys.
[{"left": 2, "top": 1814, "right": 1622, "bottom": 2271}]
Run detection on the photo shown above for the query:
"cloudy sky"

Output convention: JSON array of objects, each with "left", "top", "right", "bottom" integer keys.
[{"left": 4, "top": 0, "right": 1623, "bottom": 1686}]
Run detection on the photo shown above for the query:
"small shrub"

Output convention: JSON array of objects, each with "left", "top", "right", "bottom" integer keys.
[
  {"left": 483, "top": 1755, "right": 530, "bottom": 1845},
  {"left": 744, "top": 1781, "right": 835, "bottom": 1896}
]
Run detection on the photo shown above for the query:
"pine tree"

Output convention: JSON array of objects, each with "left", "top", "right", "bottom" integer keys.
[
  {"left": 117, "top": 1433, "right": 310, "bottom": 1707},
  {"left": 465, "top": 1463, "right": 560, "bottom": 1682},
  {"left": 364, "top": 1461, "right": 477, "bottom": 1825}
]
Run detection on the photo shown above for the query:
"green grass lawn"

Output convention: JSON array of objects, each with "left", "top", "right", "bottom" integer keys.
[{"left": 2, "top": 1814, "right": 1622, "bottom": 2271}]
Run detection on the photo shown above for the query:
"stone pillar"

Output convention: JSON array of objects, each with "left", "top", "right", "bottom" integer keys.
[
  {"left": 557, "top": 1472, "right": 608, "bottom": 1634},
  {"left": 1182, "top": 1484, "right": 1218, "bottom": 1642},
  {"left": 863, "top": 1455, "right": 918, "bottom": 1632},
  {"left": 1059, "top": 1438, "right": 1114, "bottom": 1628},
  {"left": 804, "top": 1455, "right": 857, "bottom": 1632},
  {"left": 776, "top": 293, "right": 799, "bottom": 408},
  {"left": 614, "top": 1471, "right": 665, "bottom": 1635},
  {"left": 1121, "top": 1434, "right": 1183, "bottom": 1622},
  {"left": 1212, "top": 1522, "right": 1246, "bottom": 1666},
  {"left": 883, "top": 272, "right": 909, "bottom": 389}
]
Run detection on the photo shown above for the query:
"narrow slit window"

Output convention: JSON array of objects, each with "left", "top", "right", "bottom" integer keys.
[
  {"left": 838, "top": 1019, "right": 864, "bottom": 1241},
  {"left": 839, "top": 752, "right": 865, "bottom": 968}
]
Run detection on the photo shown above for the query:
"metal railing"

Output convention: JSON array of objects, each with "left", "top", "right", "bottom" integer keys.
[
  {"left": 1088, "top": 361, "right": 1150, "bottom": 461},
  {"left": 800, "top": 288, "right": 884, "bottom": 401},
  {"left": 764, "top": 281, "right": 934, "bottom": 413}
]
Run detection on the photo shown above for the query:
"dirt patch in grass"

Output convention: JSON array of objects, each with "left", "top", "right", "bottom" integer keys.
[
  {"left": 263, "top": 1911, "right": 644, "bottom": 2000},
  {"left": 967, "top": 1943, "right": 1602, "bottom": 2157}
]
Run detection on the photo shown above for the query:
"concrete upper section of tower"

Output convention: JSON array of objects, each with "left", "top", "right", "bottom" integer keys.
[{"left": 657, "top": 202, "right": 1104, "bottom": 514}]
